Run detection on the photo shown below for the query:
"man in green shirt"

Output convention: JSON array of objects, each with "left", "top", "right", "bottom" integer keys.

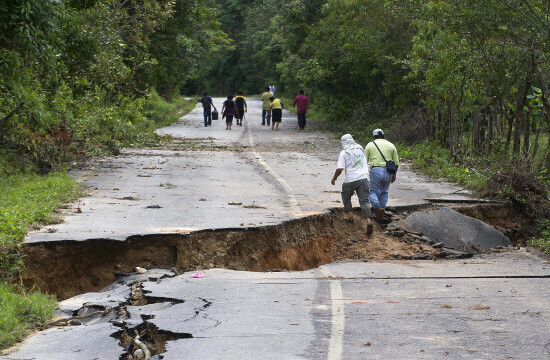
[
  {"left": 260, "top": 86, "right": 273, "bottom": 126},
  {"left": 364, "top": 129, "right": 399, "bottom": 222}
]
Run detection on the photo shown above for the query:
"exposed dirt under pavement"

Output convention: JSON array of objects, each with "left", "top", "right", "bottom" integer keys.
[{"left": 21, "top": 203, "right": 515, "bottom": 300}]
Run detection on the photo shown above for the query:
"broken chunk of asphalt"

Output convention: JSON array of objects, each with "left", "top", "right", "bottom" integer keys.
[{"left": 399, "top": 206, "right": 510, "bottom": 252}]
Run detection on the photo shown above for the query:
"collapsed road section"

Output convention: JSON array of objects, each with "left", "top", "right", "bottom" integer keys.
[{"left": 21, "top": 202, "right": 514, "bottom": 299}]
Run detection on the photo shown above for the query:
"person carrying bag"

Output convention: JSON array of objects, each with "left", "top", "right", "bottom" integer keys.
[
  {"left": 364, "top": 129, "right": 399, "bottom": 222},
  {"left": 372, "top": 141, "right": 397, "bottom": 174}
]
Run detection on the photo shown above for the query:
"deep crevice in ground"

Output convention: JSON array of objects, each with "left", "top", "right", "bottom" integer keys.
[
  {"left": 112, "top": 320, "right": 192, "bottom": 360},
  {"left": 21, "top": 203, "right": 518, "bottom": 299}
]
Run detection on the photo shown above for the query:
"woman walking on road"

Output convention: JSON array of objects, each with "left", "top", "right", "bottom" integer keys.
[
  {"left": 222, "top": 95, "right": 239, "bottom": 130},
  {"left": 269, "top": 96, "right": 284, "bottom": 130}
]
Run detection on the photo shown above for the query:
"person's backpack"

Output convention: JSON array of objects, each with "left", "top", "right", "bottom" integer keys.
[
  {"left": 235, "top": 96, "right": 244, "bottom": 108},
  {"left": 202, "top": 97, "right": 211, "bottom": 109}
]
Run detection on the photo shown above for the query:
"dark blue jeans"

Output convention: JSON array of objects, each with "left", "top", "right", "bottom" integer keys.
[
  {"left": 369, "top": 167, "right": 392, "bottom": 208},
  {"left": 262, "top": 110, "right": 270, "bottom": 125},
  {"left": 297, "top": 113, "right": 306, "bottom": 129},
  {"left": 203, "top": 108, "right": 212, "bottom": 127}
]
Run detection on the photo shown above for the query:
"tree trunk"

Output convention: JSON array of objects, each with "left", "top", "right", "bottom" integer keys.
[
  {"left": 531, "top": 121, "right": 542, "bottom": 161},
  {"left": 448, "top": 100, "right": 456, "bottom": 153},
  {"left": 459, "top": 109, "right": 465, "bottom": 147},
  {"left": 523, "top": 111, "right": 530, "bottom": 157},
  {"left": 481, "top": 111, "right": 487, "bottom": 151},
  {"left": 0, "top": 102, "right": 25, "bottom": 131},
  {"left": 489, "top": 98, "right": 497, "bottom": 146},
  {"left": 513, "top": 75, "right": 532, "bottom": 156},
  {"left": 513, "top": 112, "right": 522, "bottom": 155},
  {"left": 473, "top": 106, "right": 480, "bottom": 152},
  {"left": 503, "top": 98, "right": 514, "bottom": 151}
]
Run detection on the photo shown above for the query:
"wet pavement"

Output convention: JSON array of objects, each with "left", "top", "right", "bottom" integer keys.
[{"left": 26, "top": 98, "right": 473, "bottom": 242}]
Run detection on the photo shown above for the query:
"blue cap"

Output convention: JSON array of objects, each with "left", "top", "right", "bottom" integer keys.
[{"left": 373, "top": 129, "right": 384, "bottom": 136}]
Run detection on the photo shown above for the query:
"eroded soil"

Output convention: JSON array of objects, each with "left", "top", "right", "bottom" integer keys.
[{"left": 21, "top": 204, "right": 513, "bottom": 300}]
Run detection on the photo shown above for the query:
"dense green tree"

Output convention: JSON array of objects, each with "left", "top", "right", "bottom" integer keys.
[{"left": 1, "top": 0, "right": 228, "bottom": 171}]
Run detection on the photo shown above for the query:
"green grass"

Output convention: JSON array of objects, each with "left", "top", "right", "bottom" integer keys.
[
  {"left": 145, "top": 91, "right": 197, "bottom": 129},
  {"left": 399, "top": 141, "right": 488, "bottom": 191},
  {"left": 0, "top": 172, "right": 80, "bottom": 264},
  {"left": 0, "top": 282, "right": 56, "bottom": 349},
  {"left": 0, "top": 170, "right": 80, "bottom": 350}
]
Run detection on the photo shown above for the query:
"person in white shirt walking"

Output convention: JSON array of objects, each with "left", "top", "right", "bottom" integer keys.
[
  {"left": 331, "top": 134, "right": 373, "bottom": 235},
  {"left": 269, "top": 83, "right": 276, "bottom": 94}
]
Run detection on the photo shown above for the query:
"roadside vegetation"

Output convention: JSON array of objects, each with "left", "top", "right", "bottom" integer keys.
[
  {"left": 0, "top": 170, "right": 79, "bottom": 349},
  {"left": 0, "top": 282, "right": 56, "bottom": 349},
  {"left": 1, "top": 0, "right": 206, "bottom": 349},
  {"left": 528, "top": 220, "right": 550, "bottom": 253}
]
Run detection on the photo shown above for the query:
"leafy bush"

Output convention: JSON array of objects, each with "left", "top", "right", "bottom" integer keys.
[
  {"left": 528, "top": 219, "right": 550, "bottom": 253},
  {"left": 399, "top": 141, "right": 488, "bottom": 191},
  {"left": 144, "top": 90, "right": 197, "bottom": 128}
]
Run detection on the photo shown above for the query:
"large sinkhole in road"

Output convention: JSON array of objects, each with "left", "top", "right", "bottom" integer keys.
[{"left": 22, "top": 202, "right": 514, "bottom": 299}]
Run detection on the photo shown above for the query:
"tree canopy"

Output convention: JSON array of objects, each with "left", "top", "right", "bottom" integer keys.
[{"left": 2, "top": 0, "right": 550, "bottom": 171}]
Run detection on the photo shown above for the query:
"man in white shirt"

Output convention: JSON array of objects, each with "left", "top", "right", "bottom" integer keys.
[
  {"left": 331, "top": 134, "right": 373, "bottom": 235},
  {"left": 269, "top": 83, "right": 276, "bottom": 94}
]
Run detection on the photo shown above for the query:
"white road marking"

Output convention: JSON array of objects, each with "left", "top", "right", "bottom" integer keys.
[
  {"left": 320, "top": 267, "right": 345, "bottom": 360},
  {"left": 245, "top": 120, "right": 302, "bottom": 215}
]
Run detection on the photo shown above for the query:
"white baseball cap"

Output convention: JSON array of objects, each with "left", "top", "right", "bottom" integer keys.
[{"left": 373, "top": 129, "right": 384, "bottom": 136}]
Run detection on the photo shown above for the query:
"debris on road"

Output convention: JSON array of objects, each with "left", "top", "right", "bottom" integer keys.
[{"left": 134, "top": 267, "right": 147, "bottom": 274}]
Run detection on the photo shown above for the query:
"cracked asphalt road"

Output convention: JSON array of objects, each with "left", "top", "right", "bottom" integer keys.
[
  {"left": 4, "top": 251, "right": 550, "bottom": 359},
  {"left": 26, "top": 98, "right": 473, "bottom": 242},
  {"left": 7, "top": 98, "right": 550, "bottom": 359}
]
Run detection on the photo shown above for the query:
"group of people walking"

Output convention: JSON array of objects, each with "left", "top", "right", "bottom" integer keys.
[
  {"left": 202, "top": 90, "right": 398, "bottom": 235},
  {"left": 200, "top": 91, "right": 248, "bottom": 130},
  {"left": 331, "top": 130, "right": 399, "bottom": 235},
  {"left": 200, "top": 86, "right": 309, "bottom": 131}
]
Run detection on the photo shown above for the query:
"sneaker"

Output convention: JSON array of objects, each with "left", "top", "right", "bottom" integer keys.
[{"left": 375, "top": 207, "right": 385, "bottom": 223}]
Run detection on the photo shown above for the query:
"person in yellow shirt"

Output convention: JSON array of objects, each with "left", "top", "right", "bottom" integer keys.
[
  {"left": 234, "top": 91, "right": 247, "bottom": 126},
  {"left": 364, "top": 129, "right": 399, "bottom": 222},
  {"left": 269, "top": 96, "right": 284, "bottom": 130},
  {"left": 260, "top": 86, "right": 273, "bottom": 126}
]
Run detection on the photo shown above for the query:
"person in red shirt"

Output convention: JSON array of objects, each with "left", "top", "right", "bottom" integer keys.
[{"left": 293, "top": 90, "right": 309, "bottom": 130}]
